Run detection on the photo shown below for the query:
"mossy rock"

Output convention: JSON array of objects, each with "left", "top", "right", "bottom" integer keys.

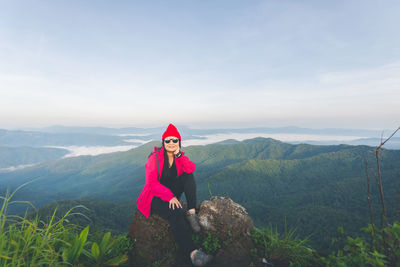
[
  {"left": 128, "top": 197, "right": 262, "bottom": 267},
  {"left": 127, "top": 210, "right": 191, "bottom": 267}
]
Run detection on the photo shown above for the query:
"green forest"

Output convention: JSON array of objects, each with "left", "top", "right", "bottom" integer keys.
[{"left": 1, "top": 137, "right": 400, "bottom": 265}]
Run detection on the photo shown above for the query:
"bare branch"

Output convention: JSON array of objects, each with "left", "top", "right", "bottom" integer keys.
[
  {"left": 377, "top": 126, "right": 400, "bottom": 150},
  {"left": 397, "top": 184, "right": 400, "bottom": 221},
  {"left": 374, "top": 126, "right": 400, "bottom": 257},
  {"left": 362, "top": 154, "right": 376, "bottom": 249}
]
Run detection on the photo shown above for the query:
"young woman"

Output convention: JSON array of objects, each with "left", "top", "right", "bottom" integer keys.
[{"left": 136, "top": 123, "right": 213, "bottom": 266}]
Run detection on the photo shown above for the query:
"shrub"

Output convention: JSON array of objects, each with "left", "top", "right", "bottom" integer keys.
[{"left": 191, "top": 232, "right": 221, "bottom": 255}]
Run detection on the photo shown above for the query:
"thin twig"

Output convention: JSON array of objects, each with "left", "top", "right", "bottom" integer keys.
[
  {"left": 362, "top": 155, "right": 376, "bottom": 249},
  {"left": 377, "top": 126, "right": 400, "bottom": 149},
  {"left": 374, "top": 126, "right": 399, "bottom": 261},
  {"left": 396, "top": 184, "right": 400, "bottom": 221},
  {"left": 375, "top": 148, "right": 391, "bottom": 254}
]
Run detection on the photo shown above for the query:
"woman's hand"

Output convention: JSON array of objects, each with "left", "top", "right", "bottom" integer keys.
[
  {"left": 174, "top": 148, "right": 182, "bottom": 158},
  {"left": 169, "top": 197, "right": 182, "bottom": 210}
]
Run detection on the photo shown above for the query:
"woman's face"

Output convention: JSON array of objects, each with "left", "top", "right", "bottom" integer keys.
[{"left": 163, "top": 136, "right": 180, "bottom": 153}]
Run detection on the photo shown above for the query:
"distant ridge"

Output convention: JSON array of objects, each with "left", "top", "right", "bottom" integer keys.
[
  {"left": 3, "top": 125, "right": 398, "bottom": 149},
  {"left": 214, "top": 139, "right": 241, "bottom": 145},
  {"left": 9, "top": 125, "right": 389, "bottom": 137}
]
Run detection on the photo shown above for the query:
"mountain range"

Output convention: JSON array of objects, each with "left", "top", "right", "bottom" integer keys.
[
  {"left": 1, "top": 137, "right": 399, "bottom": 252},
  {"left": 2, "top": 126, "right": 399, "bottom": 150}
]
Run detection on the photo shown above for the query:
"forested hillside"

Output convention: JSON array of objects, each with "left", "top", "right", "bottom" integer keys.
[
  {"left": 0, "top": 146, "right": 69, "bottom": 169},
  {"left": 0, "top": 128, "right": 137, "bottom": 147},
  {"left": 1, "top": 137, "right": 399, "bottom": 252}
]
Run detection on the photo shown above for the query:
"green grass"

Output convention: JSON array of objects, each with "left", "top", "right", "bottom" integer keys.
[
  {"left": 251, "top": 225, "right": 324, "bottom": 267},
  {"left": 0, "top": 183, "right": 131, "bottom": 266}
]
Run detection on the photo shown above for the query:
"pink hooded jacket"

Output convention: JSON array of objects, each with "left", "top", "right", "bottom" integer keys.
[{"left": 136, "top": 146, "right": 196, "bottom": 218}]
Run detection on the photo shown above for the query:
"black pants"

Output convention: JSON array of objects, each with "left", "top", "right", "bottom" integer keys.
[{"left": 150, "top": 172, "right": 197, "bottom": 257}]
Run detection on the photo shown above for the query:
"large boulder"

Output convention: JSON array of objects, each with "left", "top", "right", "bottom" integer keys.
[
  {"left": 198, "top": 196, "right": 257, "bottom": 267},
  {"left": 128, "top": 196, "right": 259, "bottom": 267}
]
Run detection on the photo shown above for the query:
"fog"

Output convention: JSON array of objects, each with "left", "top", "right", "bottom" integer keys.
[{"left": 48, "top": 133, "right": 364, "bottom": 157}]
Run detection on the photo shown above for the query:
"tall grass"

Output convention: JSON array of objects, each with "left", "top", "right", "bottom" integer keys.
[
  {"left": 0, "top": 183, "right": 130, "bottom": 266},
  {"left": 251, "top": 225, "right": 324, "bottom": 267}
]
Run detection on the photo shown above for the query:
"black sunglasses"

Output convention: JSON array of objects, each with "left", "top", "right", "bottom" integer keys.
[{"left": 164, "top": 138, "right": 179, "bottom": 144}]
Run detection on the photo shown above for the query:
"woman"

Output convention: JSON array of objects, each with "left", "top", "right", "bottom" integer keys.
[{"left": 136, "top": 123, "right": 213, "bottom": 266}]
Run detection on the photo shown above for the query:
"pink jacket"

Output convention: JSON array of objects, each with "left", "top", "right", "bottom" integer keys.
[{"left": 136, "top": 146, "right": 196, "bottom": 218}]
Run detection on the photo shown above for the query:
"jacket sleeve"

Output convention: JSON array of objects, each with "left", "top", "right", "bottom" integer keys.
[
  {"left": 175, "top": 152, "right": 196, "bottom": 173},
  {"left": 145, "top": 154, "right": 174, "bottom": 202}
]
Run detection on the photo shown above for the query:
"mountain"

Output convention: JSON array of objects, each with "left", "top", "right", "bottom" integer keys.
[
  {"left": 32, "top": 197, "right": 136, "bottom": 234},
  {"left": 0, "top": 138, "right": 356, "bottom": 202},
  {"left": 1, "top": 137, "right": 399, "bottom": 252},
  {"left": 291, "top": 137, "right": 400, "bottom": 149},
  {"left": 0, "top": 129, "right": 142, "bottom": 147},
  {"left": 0, "top": 146, "right": 69, "bottom": 169},
  {"left": 18, "top": 125, "right": 385, "bottom": 138},
  {"left": 3, "top": 125, "right": 399, "bottom": 150},
  {"left": 19, "top": 125, "right": 164, "bottom": 135}
]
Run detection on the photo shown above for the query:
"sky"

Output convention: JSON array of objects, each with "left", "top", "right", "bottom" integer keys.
[{"left": 0, "top": 0, "right": 399, "bottom": 130}]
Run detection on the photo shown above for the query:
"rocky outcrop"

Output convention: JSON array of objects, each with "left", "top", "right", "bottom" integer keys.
[
  {"left": 198, "top": 197, "right": 256, "bottom": 267},
  {"left": 128, "top": 196, "right": 259, "bottom": 267},
  {"left": 127, "top": 211, "right": 185, "bottom": 267}
]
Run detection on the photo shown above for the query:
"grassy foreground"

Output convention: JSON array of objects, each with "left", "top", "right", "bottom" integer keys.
[
  {"left": 1, "top": 183, "right": 400, "bottom": 266},
  {"left": 0, "top": 185, "right": 131, "bottom": 267}
]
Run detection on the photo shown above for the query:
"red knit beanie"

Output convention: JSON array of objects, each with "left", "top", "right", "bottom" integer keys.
[{"left": 162, "top": 123, "right": 181, "bottom": 140}]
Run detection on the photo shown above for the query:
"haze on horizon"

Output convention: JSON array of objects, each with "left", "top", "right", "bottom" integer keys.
[{"left": 0, "top": 1, "right": 399, "bottom": 131}]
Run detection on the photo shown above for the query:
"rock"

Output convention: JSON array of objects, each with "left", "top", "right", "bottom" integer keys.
[
  {"left": 128, "top": 197, "right": 259, "bottom": 267},
  {"left": 198, "top": 196, "right": 257, "bottom": 267},
  {"left": 127, "top": 211, "right": 191, "bottom": 267}
]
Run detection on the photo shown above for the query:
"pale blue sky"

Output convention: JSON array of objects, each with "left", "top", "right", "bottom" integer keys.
[{"left": 0, "top": 0, "right": 399, "bottom": 129}]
